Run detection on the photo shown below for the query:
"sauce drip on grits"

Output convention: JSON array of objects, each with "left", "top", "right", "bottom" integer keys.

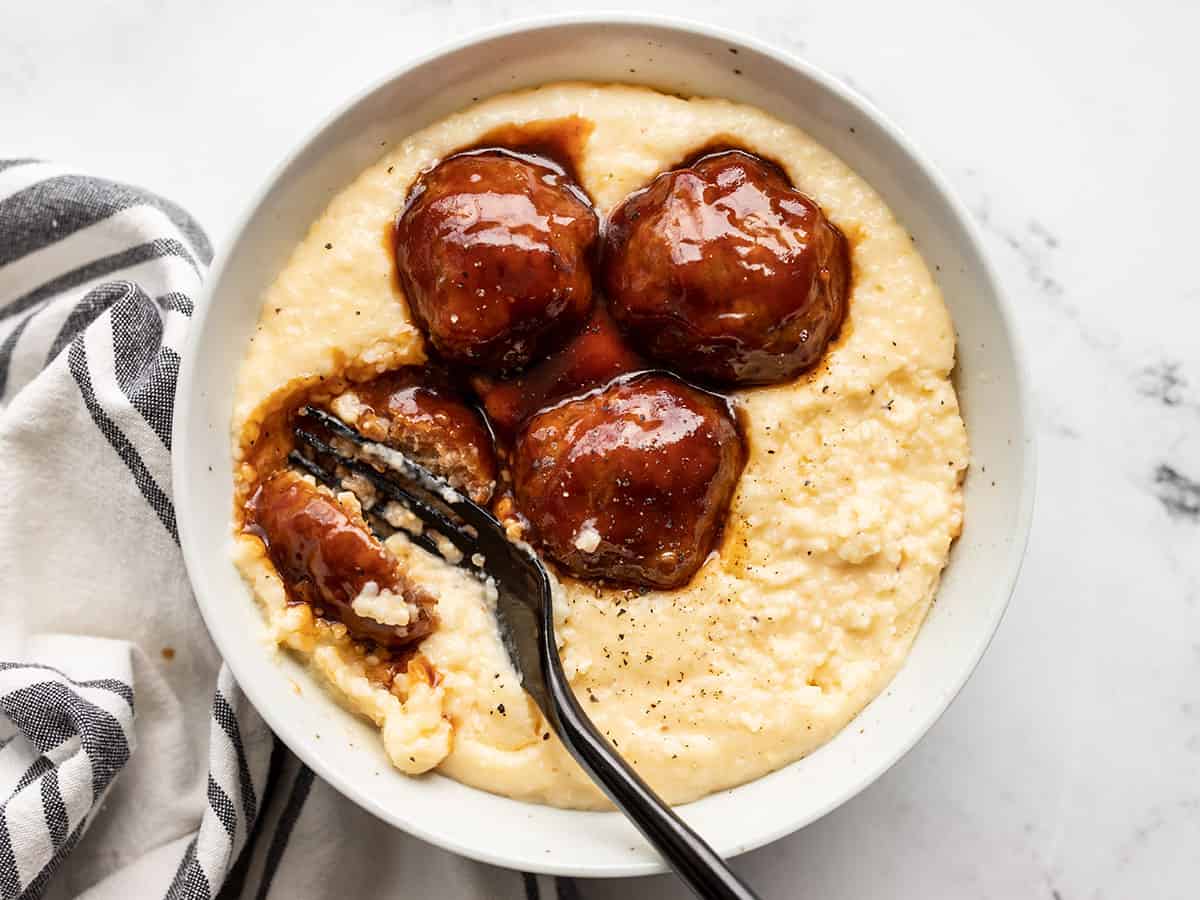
[{"left": 231, "top": 84, "right": 968, "bottom": 808}]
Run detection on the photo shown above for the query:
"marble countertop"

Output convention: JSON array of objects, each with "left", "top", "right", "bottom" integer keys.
[{"left": 4, "top": 1, "right": 1196, "bottom": 897}]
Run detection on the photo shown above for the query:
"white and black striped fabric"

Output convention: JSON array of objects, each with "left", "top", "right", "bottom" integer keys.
[{"left": 0, "top": 162, "right": 585, "bottom": 900}]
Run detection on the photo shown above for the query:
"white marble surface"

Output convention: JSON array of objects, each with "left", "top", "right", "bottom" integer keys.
[{"left": 4, "top": 1, "right": 1198, "bottom": 897}]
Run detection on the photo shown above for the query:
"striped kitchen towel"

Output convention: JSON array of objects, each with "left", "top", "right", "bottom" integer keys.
[{"left": 0, "top": 161, "right": 587, "bottom": 900}]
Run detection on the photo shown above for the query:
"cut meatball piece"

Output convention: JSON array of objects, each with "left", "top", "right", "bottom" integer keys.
[
  {"left": 512, "top": 373, "right": 744, "bottom": 589},
  {"left": 471, "top": 303, "right": 645, "bottom": 438},
  {"left": 245, "top": 470, "right": 435, "bottom": 650},
  {"left": 395, "top": 149, "right": 599, "bottom": 373},
  {"left": 326, "top": 367, "right": 497, "bottom": 504},
  {"left": 603, "top": 149, "right": 850, "bottom": 385}
]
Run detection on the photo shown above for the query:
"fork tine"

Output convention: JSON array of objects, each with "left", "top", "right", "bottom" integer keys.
[
  {"left": 298, "top": 406, "right": 502, "bottom": 540},
  {"left": 287, "top": 446, "right": 338, "bottom": 486},
  {"left": 292, "top": 423, "right": 482, "bottom": 566},
  {"left": 287, "top": 447, "right": 454, "bottom": 564}
]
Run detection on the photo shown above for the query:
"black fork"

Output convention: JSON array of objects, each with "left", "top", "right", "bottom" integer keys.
[{"left": 292, "top": 406, "right": 760, "bottom": 900}]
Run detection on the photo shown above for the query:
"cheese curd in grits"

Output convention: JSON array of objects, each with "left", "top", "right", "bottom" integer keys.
[{"left": 230, "top": 82, "right": 968, "bottom": 809}]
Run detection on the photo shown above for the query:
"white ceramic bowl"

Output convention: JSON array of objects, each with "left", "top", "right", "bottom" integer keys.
[{"left": 173, "top": 13, "right": 1035, "bottom": 878}]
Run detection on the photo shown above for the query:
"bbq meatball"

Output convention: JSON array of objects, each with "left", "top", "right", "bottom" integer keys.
[
  {"left": 603, "top": 150, "right": 850, "bottom": 385},
  {"left": 327, "top": 367, "right": 497, "bottom": 504},
  {"left": 245, "top": 471, "right": 436, "bottom": 650},
  {"left": 395, "top": 149, "right": 599, "bottom": 372},
  {"left": 513, "top": 373, "right": 744, "bottom": 589}
]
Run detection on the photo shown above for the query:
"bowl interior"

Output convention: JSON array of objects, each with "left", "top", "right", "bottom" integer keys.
[{"left": 174, "top": 16, "right": 1033, "bottom": 878}]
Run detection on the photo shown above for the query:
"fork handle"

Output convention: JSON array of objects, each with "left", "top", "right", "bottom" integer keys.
[{"left": 542, "top": 647, "right": 760, "bottom": 900}]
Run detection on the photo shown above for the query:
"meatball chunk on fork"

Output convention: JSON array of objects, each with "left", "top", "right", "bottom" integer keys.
[{"left": 245, "top": 470, "right": 436, "bottom": 650}]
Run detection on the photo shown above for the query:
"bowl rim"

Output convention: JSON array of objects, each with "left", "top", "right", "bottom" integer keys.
[{"left": 173, "top": 10, "right": 1037, "bottom": 878}]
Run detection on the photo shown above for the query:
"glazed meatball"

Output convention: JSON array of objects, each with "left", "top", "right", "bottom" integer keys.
[
  {"left": 245, "top": 471, "right": 436, "bottom": 650},
  {"left": 328, "top": 367, "right": 497, "bottom": 504},
  {"left": 603, "top": 150, "right": 850, "bottom": 385},
  {"left": 471, "top": 303, "right": 645, "bottom": 437},
  {"left": 513, "top": 373, "right": 744, "bottom": 589},
  {"left": 395, "top": 149, "right": 599, "bottom": 372}
]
